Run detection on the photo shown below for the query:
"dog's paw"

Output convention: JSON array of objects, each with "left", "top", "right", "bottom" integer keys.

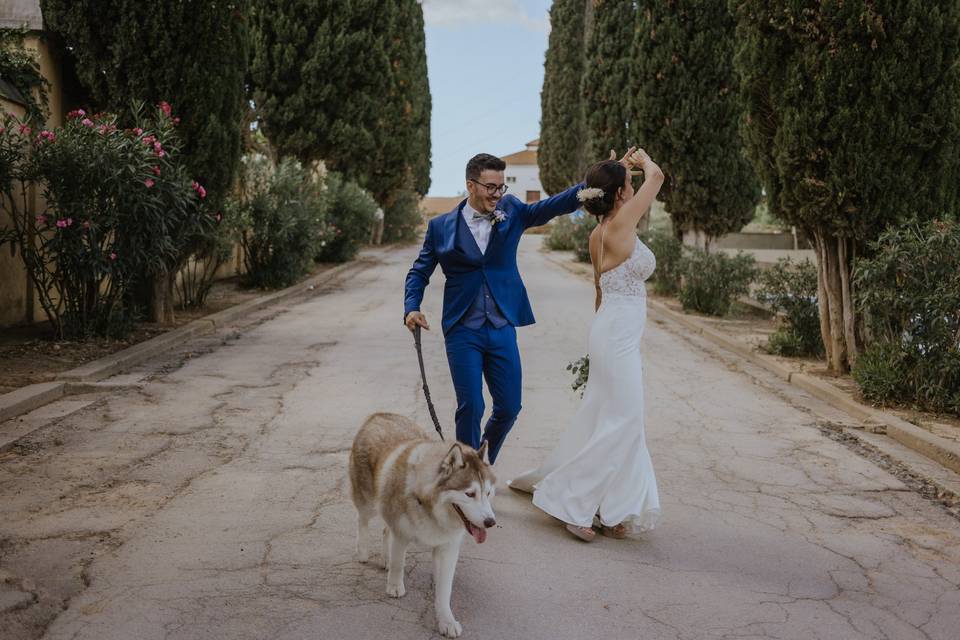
[
  {"left": 438, "top": 618, "right": 462, "bottom": 638},
  {"left": 385, "top": 582, "right": 406, "bottom": 598}
]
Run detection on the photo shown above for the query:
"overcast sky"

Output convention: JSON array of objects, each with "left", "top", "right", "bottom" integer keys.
[{"left": 421, "top": 0, "right": 552, "bottom": 196}]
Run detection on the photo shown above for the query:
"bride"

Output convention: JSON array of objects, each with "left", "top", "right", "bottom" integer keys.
[{"left": 509, "top": 147, "right": 664, "bottom": 542}]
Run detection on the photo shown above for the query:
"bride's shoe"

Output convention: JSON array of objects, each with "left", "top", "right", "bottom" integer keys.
[
  {"left": 565, "top": 524, "right": 597, "bottom": 542},
  {"left": 598, "top": 523, "right": 628, "bottom": 539}
]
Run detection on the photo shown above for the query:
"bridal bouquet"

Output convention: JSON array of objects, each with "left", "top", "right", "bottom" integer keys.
[{"left": 566, "top": 355, "right": 589, "bottom": 397}]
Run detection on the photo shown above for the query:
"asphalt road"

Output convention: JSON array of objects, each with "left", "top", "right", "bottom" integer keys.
[{"left": 2, "top": 236, "right": 958, "bottom": 640}]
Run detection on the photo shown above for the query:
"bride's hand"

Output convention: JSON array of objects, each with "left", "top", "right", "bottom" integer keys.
[{"left": 609, "top": 147, "right": 653, "bottom": 175}]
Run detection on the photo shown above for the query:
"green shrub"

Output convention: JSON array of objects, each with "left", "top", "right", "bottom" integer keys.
[
  {"left": 232, "top": 156, "right": 332, "bottom": 289},
  {"left": 852, "top": 341, "right": 910, "bottom": 405},
  {"left": 679, "top": 249, "right": 757, "bottom": 316},
  {"left": 318, "top": 171, "right": 377, "bottom": 262},
  {"left": 543, "top": 213, "right": 578, "bottom": 251},
  {"left": 382, "top": 188, "right": 422, "bottom": 243},
  {"left": 755, "top": 258, "right": 823, "bottom": 357},
  {"left": 853, "top": 218, "right": 960, "bottom": 414},
  {"left": 572, "top": 213, "right": 598, "bottom": 263},
  {"left": 639, "top": 228, "right": 683, "bottom": 295}
]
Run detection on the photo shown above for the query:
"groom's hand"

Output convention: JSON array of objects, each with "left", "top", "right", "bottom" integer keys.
[{"left": 405, "top": 311, "right": 430, "bottom": 332}]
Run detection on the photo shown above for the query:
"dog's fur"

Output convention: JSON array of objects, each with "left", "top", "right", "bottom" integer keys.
[{"left": 349, "top": 413, "right": 497, "bottom": 638}]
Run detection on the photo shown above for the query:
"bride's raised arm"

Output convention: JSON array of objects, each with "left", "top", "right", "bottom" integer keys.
[{"left": 608, "top": 147, "right": 664, "bottom": 234}]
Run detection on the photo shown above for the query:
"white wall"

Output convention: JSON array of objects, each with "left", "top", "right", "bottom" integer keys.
[{"left": 504, "top": 164, "right": 544, "bottom": 201}]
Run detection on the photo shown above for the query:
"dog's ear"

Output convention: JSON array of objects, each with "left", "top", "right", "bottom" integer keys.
[
  {"left": 442, "top": 443, "right": 465, "bottom": 471},
  {"left": 476, "top": 440, "right": 489, "bottom": 464}
]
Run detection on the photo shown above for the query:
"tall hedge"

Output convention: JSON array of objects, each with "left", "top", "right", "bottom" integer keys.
[
  {"left": 632, "top": 2, "right": 759, "bottom": 244},
  {"left": 251, "top": 0, "right": 431, "bottom": 236},
  {"left": 731, "top": 0, "right": 960, "bottom": 372},
  {"left": 581, "top": 0, "right": 635, "bottom": 166},
  {"left": 538, "top": 0, "right": 587, "bottom": 195},
  {"left": 40, "top": 0, "right": 249, "bottom": 211}
]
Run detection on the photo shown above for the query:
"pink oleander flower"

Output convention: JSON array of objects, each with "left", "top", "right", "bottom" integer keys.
[
  {"left": 80, "top": 118, "right": 94, "bottom": 128},
  {"left": 214, "top": 211, "right": 223, "bottom": 223},
  {"left": 110, "top": 252, "right": 118, "bottom": 261},
  {"left": 37, "top": 130, "right": 56, "bottom": 143},
  {"left": 144, "top": 178, "right": 155, "bottom": 188},
  {"left": 133, "top": 127, "right": 144, "bottom": 136},
  {"left": 191, "top": 181, "right": 206, "bottom": 199},
  {"left": 159, "top": 101, "right": 172, "bottom": 117},
  {"left": 173, "top": 117, "right": 180, "bottom": 125},
  {"left": 18, "top": 124, "right": 31, "bottom": 135},
  {"left": 142, "top": 135, "right": 156, "bottom": 145},
  {"left": 67, "top": 109, "right": 86, "bottom": 119},
  {"left": 35, "top": 214, "right": 47, "bottom": 226},
  {"left": 152, "top": 166, "right": 161, "bottom": 176},
  {"left": 55, "top": 218, "right": 73, "bottom": 228}
]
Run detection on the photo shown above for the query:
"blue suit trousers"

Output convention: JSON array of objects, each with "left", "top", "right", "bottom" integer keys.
[{"left": 444, "top": 322, "right": 521, "bottom": 464}]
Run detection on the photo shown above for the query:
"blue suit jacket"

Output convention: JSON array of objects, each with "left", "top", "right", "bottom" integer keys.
[{"left": 404, "top": 183, "right": 585, "bottom": 335}]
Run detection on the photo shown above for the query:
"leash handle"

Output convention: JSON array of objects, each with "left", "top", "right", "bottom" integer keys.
[{"left": 414, "top": 325, "right": 445, "bottom": 441}]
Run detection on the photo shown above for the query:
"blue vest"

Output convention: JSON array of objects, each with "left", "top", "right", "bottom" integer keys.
[{"left": 457, "top": 213, "right": 508, "bottom": 330}]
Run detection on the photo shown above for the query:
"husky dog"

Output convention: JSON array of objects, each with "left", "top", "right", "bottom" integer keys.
[{"left": 349, "top": 413, "right": 497, "bottom": 638}]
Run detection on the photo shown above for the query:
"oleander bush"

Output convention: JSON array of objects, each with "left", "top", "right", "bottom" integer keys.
[{"left": 0, "top": 103, "right": 209, "bottom": 338}]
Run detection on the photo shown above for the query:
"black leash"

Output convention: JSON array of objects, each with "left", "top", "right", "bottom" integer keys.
[{"left": 413, "top": 325, "right": 445, "bottom": 441}]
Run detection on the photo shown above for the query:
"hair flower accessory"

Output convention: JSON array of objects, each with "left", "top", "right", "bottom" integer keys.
[{"left": 576, "top": 187, "right": 604, "bottom": 202}]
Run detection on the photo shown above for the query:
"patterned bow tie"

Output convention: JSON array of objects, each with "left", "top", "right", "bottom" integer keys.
[{"left": 472, "top": 211, "right": 495, "bottom": 222}]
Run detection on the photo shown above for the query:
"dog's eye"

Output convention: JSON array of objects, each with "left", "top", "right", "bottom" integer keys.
[{"left": 465, "top": 490, "right": 476, "bottom": 498}]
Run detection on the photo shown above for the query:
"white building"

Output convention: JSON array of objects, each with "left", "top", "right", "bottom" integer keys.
[{"left": 502, "top": 139, "right": 545, "bottom": 202}]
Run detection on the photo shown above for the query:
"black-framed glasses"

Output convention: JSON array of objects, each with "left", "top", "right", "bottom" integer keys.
[{"left": 469, "top": 179, "right": 508, "bottom": 196}]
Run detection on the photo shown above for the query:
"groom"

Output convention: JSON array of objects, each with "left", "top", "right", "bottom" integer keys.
[{"left": 404, "top": 153, "right": 584, "bottom": 464}]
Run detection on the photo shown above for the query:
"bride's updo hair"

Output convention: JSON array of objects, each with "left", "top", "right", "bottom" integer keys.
[{"left": 580, "top": 160, "right": 627, "bottom": 218}]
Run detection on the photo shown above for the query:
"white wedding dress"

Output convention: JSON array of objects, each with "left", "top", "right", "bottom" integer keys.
[{"left": 510, "top": 236, "right": 661, "bottom": 533}]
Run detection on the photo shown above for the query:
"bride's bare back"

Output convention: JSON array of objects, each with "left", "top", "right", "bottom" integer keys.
[{"left": 587, "top": 147, "right": 665, "bottom": 309}]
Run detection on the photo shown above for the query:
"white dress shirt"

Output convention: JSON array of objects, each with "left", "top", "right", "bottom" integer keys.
[{"left": 461, "top": 200, "right": 492, "bottom": 254}]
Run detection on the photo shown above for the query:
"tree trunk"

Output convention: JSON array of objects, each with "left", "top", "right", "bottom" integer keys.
[
  {"left": 837, "top": 236, "right": 858, "bottom": 367},
  {"left": 812, "top": 228, "right": 854, "bottom": 374},
  {"left": 150, "top": 274, "right": 176, "bottom": 324}
]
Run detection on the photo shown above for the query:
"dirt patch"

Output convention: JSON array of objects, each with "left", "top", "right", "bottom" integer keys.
[{"left": 0, "top": 270, "right": 325, "bottom": 395}]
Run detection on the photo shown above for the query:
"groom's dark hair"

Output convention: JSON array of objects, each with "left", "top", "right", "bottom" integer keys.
[{"left": 465, "top": 153, "right": 506, "bottom": 181}]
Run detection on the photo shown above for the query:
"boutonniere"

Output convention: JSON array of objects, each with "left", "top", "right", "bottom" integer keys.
[{"left": 491, "top": 209, "right": 507, "bottom": 225}]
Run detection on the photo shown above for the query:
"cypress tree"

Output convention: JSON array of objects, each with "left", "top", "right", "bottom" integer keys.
[
  {"left": 538, "top": 0, "right": 587, "bottom": 195},
  {"left": 408, "top": 1, "right": 432, "bottom": 197},
  {"left": 631, "top": 1, "right": 759, "bottom": 246},
  {"left": 251, "top": 1, "right": 430, "bottom": 208},
  {"left": 251, "top": 1, "right": 387, "bottom": 178},
  {"left": 581, "top": 0, "right": 634, "bottom": 167},
  {"left": 370, "top": 0, "right": 430, "bottom": 203},
  {"left": 40, "top": 0, "right": 249, "bottom": 210},
  {"left": 731, "top": 0, "right": 960, "bottom": 372}
]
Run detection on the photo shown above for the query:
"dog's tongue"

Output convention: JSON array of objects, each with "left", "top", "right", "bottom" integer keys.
[{"left": 469, "top": 523, "right": 487, "bottom": 544}]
